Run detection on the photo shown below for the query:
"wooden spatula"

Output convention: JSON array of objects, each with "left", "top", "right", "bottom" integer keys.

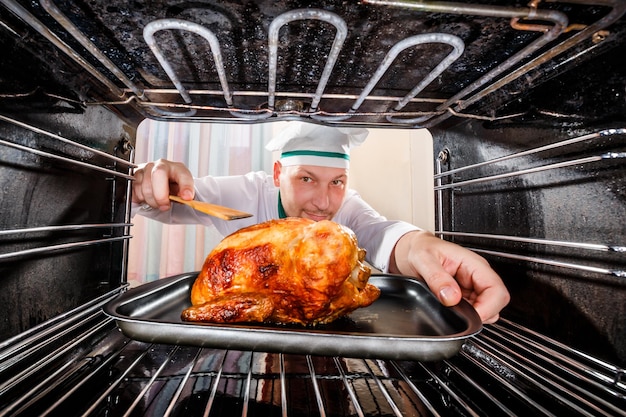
[{"left": 169, "top": 196, "right": 253, "bottom": 221}]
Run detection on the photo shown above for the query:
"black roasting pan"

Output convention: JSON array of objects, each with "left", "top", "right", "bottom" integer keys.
[{"left": 103, "top": 273, "right": 482, "bottom": 361}]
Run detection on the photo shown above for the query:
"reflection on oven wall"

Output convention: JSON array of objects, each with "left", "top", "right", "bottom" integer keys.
[{"left": 129, "top": 121, "right": 434, "bottom": 285}]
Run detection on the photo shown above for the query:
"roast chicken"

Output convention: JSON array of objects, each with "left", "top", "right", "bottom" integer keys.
[{"left": 181, "top": 217, "right": 380, "bottom": 325}]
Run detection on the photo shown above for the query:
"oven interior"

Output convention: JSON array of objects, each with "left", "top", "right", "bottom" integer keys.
[{"left": 1, "top": 0, "right": 625, "bottom": 416}]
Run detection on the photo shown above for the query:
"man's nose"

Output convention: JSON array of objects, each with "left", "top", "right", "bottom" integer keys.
[{"left": 312, "top": 187, "right": 330, "bottom": 209}]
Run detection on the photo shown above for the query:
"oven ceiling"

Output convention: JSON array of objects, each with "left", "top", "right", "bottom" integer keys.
[{"left": 1, "top": 0, "right": 625, "bottom": 129}]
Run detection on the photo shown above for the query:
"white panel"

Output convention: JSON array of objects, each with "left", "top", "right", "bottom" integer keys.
[{"left": 350, "top": 128, "right": 434, "bottom": 231}]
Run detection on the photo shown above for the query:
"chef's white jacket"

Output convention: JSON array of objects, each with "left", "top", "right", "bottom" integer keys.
[{"left": 132, "top": 171, "right": 419, "bottom": 272}]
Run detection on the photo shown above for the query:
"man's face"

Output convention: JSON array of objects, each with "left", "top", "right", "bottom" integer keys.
[{"left": 273, "top": 162, "right": 348, "bottom": 221}]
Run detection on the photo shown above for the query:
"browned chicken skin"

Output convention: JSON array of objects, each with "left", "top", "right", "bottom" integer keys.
[{"left": 181, "top": 218, "right": 380, "bottom": 325}]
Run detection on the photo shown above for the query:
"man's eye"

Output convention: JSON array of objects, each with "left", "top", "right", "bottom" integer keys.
[
  {"left": 301, "top": 177, "right": 312, "bottom": 183},
  {"left": 332, "top": 179, "right": 344, "bottom": 186}
]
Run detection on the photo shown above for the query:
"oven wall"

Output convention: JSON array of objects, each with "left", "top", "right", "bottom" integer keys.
[
  {"left": 430, "top": 121, "right": 626, "bottom": 366},
  {"left": 0, "top": 106, "right": 135, "bottom": 341}
]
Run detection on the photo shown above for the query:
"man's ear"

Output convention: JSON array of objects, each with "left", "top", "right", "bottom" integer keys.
[{"left": 273, "top": 161, "right": 282, "bottom": 186}]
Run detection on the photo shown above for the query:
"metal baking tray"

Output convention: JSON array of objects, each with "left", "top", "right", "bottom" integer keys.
[{"left": 103, "top": 273, "right": 482, "bottom": 361}]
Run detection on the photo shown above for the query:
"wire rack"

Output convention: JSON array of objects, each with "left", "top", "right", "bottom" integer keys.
[{"left": 0, "top": 291, "right": 624, "bottom": 417}]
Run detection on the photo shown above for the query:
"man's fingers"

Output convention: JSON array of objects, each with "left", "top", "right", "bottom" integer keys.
[
  {"left": 132, "top": 159, "right": 195, "bottom": 210},
  {"left": 469, "top": 284, "right": 510, "bottom": 323},
  {"left": 139, "top": 162, "right": 158, "bottom": 207},
  {"left": 393, "top": 230, "right": 510, "bottom": 324},
  {"left": 151, "top": 161, "right": 175, "bottom": 210},
  {"left": 410, "top": 252, "right": 462, "bottom": 307},
  {"left": 131, "top": 168, "right": 145, "bottom": 204},
  {"left": 170, "top": 164, "right": 195, "bottom": 200}
]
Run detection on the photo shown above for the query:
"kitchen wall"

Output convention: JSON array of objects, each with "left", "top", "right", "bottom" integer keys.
[{"left": 350, "top": 127, "right": 435, "bottom": 232}]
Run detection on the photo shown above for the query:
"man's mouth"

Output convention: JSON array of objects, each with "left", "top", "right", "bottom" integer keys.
[{"left": 304, "top": 212, "right": 331, "bottom": 221}]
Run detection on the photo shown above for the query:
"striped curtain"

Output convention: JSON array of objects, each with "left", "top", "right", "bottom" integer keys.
[{"left": 127, "top": 120, "right": 274, "bottom": 287}]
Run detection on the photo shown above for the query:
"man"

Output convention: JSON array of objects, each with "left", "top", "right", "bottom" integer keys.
[{"left": 133, "top": 122, "right": 509, "bottom": 323}]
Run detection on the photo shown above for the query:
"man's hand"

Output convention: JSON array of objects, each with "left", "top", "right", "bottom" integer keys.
[
  {"left": 132, "top": 159, "right": 195, "bottom": 211},
  {"left": 390, "top": 230, "right": 510, "bottom": 324}
]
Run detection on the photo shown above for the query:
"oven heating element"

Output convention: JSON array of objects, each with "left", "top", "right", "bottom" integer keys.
[{"left": 3, "top": 0, "right": 624, "bottom": 126}]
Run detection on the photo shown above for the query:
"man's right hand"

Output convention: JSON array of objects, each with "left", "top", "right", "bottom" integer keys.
[{"left": 132, "top": 159, "right": 195, "bottom": 211}]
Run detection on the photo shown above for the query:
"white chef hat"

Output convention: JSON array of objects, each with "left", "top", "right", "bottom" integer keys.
[{"left": 265, "top": 122, "right": 369, "bottom": 168}]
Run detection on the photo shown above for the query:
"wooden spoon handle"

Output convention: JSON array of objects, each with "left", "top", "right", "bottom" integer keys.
[{"left": 169, "top": 196, "right": 253, "bottom": 221}]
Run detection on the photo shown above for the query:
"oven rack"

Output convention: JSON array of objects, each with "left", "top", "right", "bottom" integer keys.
[
  {"left": 0, "top": 224, "right": 132, "bottom": 262},
  {"left": 0, "top": 113, "right": 134, "bottom": 264},
  {"left": 0, "top": 114, "right": 135, "bottom": 176},
  {"left": 4, "top": 0, "right": 624, "bottom": 126},
  {"left": 435, "top": 128, "right": 626, "bottom": 280},
  {"left": 0, "top": 294, "right": 624, "bottom": 417},
  {"left": 434, "top": 128, "right": 626, "bottom": 190}
]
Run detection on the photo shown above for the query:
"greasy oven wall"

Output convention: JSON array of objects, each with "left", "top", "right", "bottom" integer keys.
[
  {"left": 430, "top": 121, "right": 626, "bottom": 366},
  {"left": 0, "top": 107, "right": 135, "bottom": 341}
]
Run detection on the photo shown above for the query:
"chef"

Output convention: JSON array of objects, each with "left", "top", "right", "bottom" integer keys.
[{"left": 132, "top": 122, "right": 510, "bottom": 324}]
